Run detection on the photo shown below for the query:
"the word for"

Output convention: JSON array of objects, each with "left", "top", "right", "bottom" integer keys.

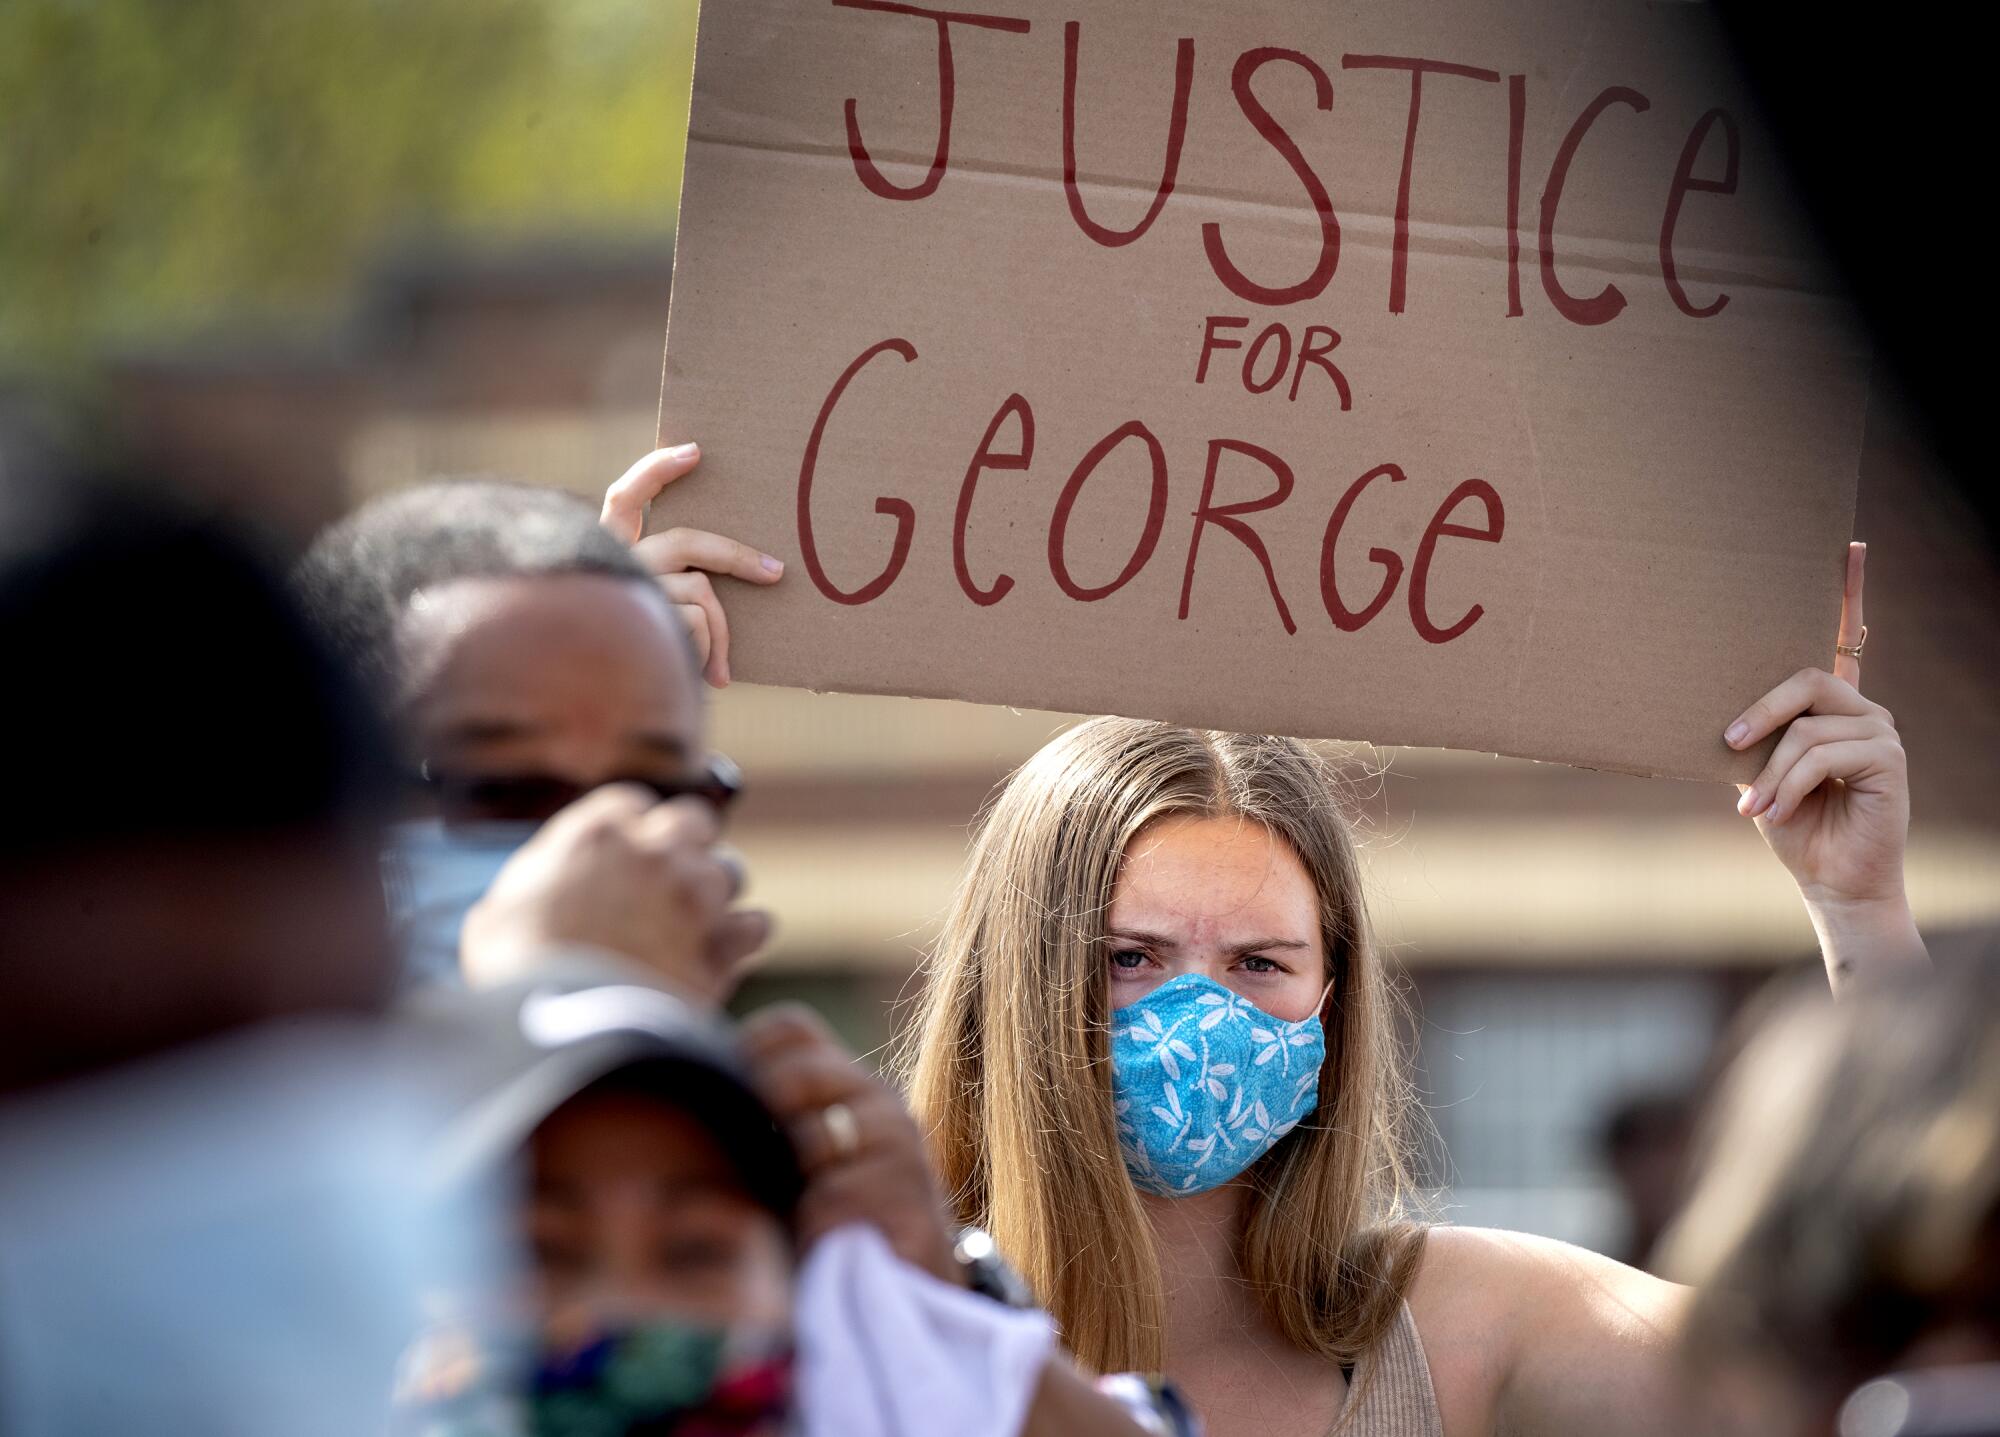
[{"left": 1194, "top": 317, "right": 1352, "bottom": 411}]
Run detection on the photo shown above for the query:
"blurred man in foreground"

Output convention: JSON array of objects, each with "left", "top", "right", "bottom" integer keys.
[
  {"left": 0, "top": 460, "right": 400, "bottom": 1091},
  {"left": 0, "top": 455, "right": 462, "bottom": 1436}
]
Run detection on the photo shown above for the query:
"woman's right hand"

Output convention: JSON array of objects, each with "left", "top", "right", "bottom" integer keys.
[
  {"left": 1723, "top": 542, "right": 1926, "bottom": 990},
  {"left": 600, "top": 445, "right": 786, "bottom": 688}
]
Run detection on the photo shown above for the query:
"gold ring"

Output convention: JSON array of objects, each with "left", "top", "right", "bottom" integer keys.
[
  {"left": 820, "top": 1101, "right": 861, "bottom": 1161},
  {"left": 1836, "top": 624, "right": 1868, "bottom": 660}
]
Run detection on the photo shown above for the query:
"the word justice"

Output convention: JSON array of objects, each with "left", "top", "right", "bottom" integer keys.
[
  {"left": 797, "top": 339, "right": 1507, "bottom": 646},
  {"left": 833, "top": 0, "right": 1741, "bottom": 324}
]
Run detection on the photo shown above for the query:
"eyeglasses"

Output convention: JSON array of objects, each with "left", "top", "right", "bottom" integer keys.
[{"left": 412, "top": 754, "right": 742, "bottom": 829}]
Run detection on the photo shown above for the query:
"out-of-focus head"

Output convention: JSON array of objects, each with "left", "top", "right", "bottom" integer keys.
[
  {"left": 528, "top": 1067, "right": 794, "bottom": 1328},
  {"left": 296, "top": 481, "right": 708, "bottom": 813},
  {"left": 1665, "top": 942, "right": 2000, "bottom": 1436},
  {"left": 299, "top": 482, "right": 725, "bottom": 985},
  {"left": 0, "top": 455, "right": 400, "bottom": 1093},
  {"left": 519, "top": 1071, "right": 797, "bottom": 1436},
  {"left": 904, "top": 717, "right": 1424, "bottom": 1374},
  {"left": 1598, "top": 1087, "right": 1696, "bottom": 1269},
  {"left": 411, "top": 975, "right": 800, "bottom": 1436}
]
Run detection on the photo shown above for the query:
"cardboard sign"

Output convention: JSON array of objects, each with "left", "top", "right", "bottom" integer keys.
[{"left": 658, "top": 0, "right": 1865, "bottom": 780}]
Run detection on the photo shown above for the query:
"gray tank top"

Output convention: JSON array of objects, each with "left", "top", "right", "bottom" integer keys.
[{"left": 1330, "top": 1302, "right": 1443, "bottom": 1437}]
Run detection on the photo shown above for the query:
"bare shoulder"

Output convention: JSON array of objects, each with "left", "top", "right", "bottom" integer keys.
[
  {"left": 1418, "top": 1224, "right": 1677, "bottom": 1297},
  {"left": 1403, "top": 1227, "right": 1692, "bottom": 1437},
  {"left": 1412, "top": 1225, "right": 1688, "bottom": 1343}
]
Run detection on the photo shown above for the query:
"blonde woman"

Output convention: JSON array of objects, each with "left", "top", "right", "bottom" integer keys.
[
  {"left": 897, "top": 677, "right": 1917, "bottom": 1437},
  {"left": 609, "top": 452, "right": 1922, "bottom": 1436}
]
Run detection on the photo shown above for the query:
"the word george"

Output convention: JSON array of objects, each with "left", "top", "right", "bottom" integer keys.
[{"left": 796, "top": 337, "right": 1506, "bottom": 644}]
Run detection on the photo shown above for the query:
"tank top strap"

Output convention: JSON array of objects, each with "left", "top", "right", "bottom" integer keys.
[{"left": 1328, "top": 1302, "right": 1443, "bottom": 1437}]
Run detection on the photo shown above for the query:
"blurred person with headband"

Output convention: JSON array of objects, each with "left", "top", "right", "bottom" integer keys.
[
  {"left": 397, "top": 965, "right": 1190, "bottom": 1437},
  {"left": 1663, "top": 937, "right": 2000, "bottom": 1437}
]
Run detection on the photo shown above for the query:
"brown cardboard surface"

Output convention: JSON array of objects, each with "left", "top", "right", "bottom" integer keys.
[{"left": 658, "top": 0, "right": 1865, "bottom": 781}]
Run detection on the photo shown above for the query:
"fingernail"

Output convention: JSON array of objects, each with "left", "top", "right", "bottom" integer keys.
[
  {"left": 1764, "top": 801, "right": 1784, "bottom": 825},
  {"left": 760, "top": 553, "right": 784, "bottom": 576},
  {"left": 1724, "top": 721, "right": 1750, "bottom": 747},
  {"left": 671, "top": 442, "right": 699, "bottom": 459},
  {"left": 1737, "top": 787, "right": 1760, "bottom": 816}
]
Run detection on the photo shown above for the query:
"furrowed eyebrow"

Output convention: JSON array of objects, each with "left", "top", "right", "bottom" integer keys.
[
  {"left": 1106, "top": 928, "right": 1176, "bottom": 951},
  {"left": 1106, "top": 930, "right": 1313, "bottom": 956},
  {"left": 1226, "top": 938, "right": 1313, "bottom": 956}
]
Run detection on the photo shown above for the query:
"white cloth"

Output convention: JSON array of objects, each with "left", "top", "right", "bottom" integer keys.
[{"left": 797, "top": 1224, "right": 1056, "bottom": 1437}]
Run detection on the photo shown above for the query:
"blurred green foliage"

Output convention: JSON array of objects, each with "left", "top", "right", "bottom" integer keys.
[{"left": 0, "top": 0, "right": 696, "bottom": 366}]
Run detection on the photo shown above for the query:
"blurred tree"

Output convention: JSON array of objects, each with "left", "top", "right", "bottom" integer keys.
[{"left": 0, "top": 0, "right": 696, "bottom": 366}]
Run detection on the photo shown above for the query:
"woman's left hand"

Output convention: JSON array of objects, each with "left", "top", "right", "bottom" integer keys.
[
  {"left": 739, "top": 1004, "right": 964, "bottom": 1287},
  {"left": 1723, "top": 542, "right": 1926, "bottom": 984}
]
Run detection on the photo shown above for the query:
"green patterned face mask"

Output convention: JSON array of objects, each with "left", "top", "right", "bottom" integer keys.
[{"left": 528, "top": 1317, "right": 794, "bottom": 1437}]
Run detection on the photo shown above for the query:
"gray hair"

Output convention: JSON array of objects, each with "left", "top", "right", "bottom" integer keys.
[{"left": 296, "top": 478, "right": 676, "bottom": 700}]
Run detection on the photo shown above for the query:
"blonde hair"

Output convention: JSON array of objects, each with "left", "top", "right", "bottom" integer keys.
[{"left": 899, "top": 718, "right": 1428, "bottom": 1374}]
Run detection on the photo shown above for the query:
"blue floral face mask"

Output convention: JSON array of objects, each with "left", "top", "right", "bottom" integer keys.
[{"left": 1110, "top": 972, "right": 1329, "bottom": 1197}]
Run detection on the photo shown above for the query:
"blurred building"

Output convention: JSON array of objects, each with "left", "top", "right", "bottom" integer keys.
[{"left": 108, "top": 239, "right": 2000, "bottom": 1257}]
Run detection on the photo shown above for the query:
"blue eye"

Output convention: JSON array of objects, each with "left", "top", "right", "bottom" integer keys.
[
  {"left": 1109, "top": 949, "right": 1148, "bottom": 970},
  {"left": 1240, "top": 956, "right": 1280, "bottom": 973}
]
